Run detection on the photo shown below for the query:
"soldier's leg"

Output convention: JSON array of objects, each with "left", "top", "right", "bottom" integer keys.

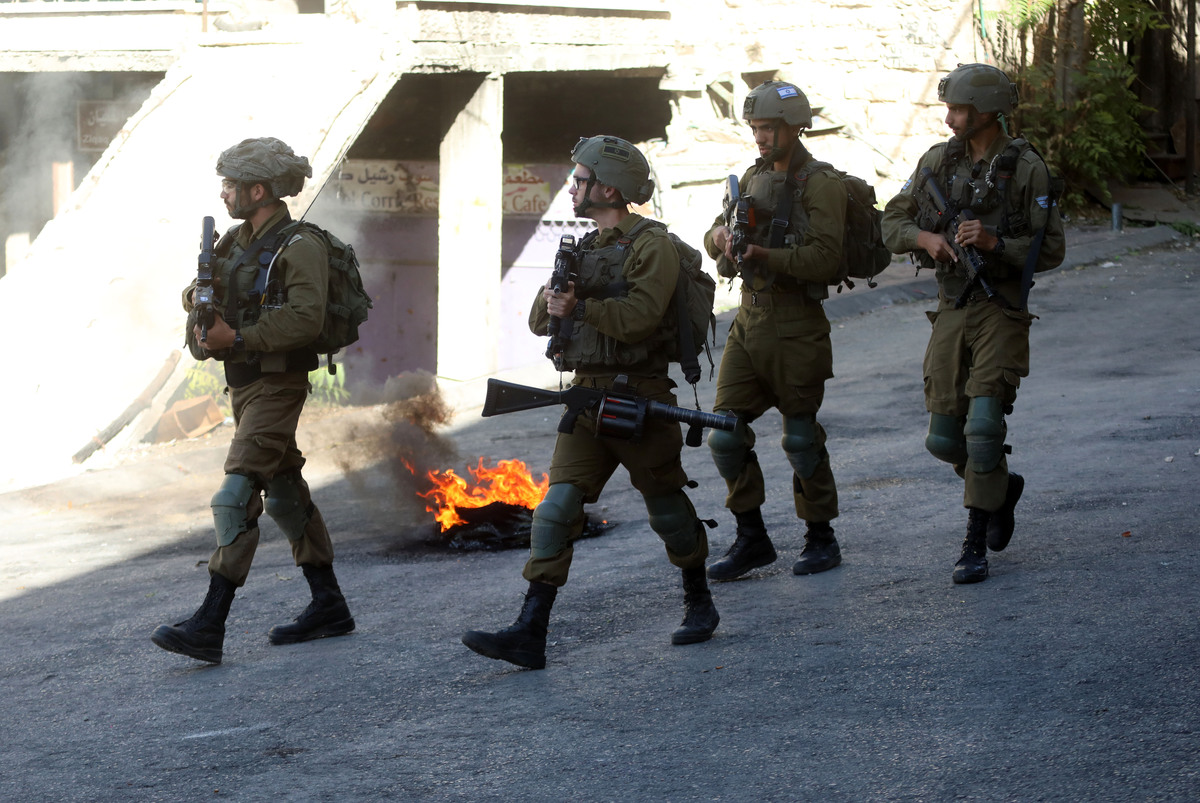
[
  {"left": 265, "top": 470, "right": 353, "bottom": 645},
  {"left": 462, "top": 482, "right": 584, "bottom": 670},
  {"left": 207, "top": 472, "right": 263, "bottom": 587},
  {"left": 963, "top": 304, "right": 1031, "bottom": 518},
  {"left": 708, "top": 331, "right": 777, "bottom": 579}
]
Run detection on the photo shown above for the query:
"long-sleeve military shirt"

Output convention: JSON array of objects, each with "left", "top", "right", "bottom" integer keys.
[
  {"left": 881, "top": 134, "right": 1065, "bottom": 306},
  {"left": 183, "top": 204, "right": 328, "bottom": 355}
]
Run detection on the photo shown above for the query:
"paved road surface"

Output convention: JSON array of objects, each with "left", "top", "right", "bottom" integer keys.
[{"left": 1, "top": 225, "right": 1196, "bottom": 801}]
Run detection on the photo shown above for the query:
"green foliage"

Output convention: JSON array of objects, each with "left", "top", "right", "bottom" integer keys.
[
  {"left": 308, "top": 364, "right": 350, "bottom": 407},
  {"left": 993, "top": 0, "right": 1166, "bottom": 212},
  {"left": 183, "top": 360, "right": 231, "bottom": 415}
]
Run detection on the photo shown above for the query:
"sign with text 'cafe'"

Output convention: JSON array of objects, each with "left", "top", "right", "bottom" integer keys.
[{"left": 335, "top": 161, "right": 565, "bottom": 216}]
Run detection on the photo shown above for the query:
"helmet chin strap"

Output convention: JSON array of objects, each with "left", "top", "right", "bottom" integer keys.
[
  {"left": 572, "top": 174, "right": 624, "bottom": 217},
  {"left": 956, "top": 109, "right": 999, "bottom": 143},
  {"left": 764, "top": 125, "right": 799, "bottom": 165},
  {"left": 229, "top": 181, "right": 277, "bottom": 220}
]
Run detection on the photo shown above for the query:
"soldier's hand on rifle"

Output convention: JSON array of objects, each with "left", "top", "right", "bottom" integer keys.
[
  {"left": 917, "top": 230, "right": 958, "bottom": 263},
  {"left": 195, "top": 311, "right": 236, "bottom": 350},
  {"left": 712, "top": 225, "right": 731, "bottom": 254},
  {"left": 954, "top": 218, "right": 999, "bottom": 251},
  {"left": 544, "top": 280, "right": 578, "bottom": 319}
]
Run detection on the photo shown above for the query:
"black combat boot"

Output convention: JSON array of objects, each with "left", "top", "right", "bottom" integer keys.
[
  {"left": 792, "top": 521, "right": 842, "bottom": 575},
  {"left": 268, "top": 564, "right": 356, "bottom": 645},
  {"left": 987, "top": 473, "right": 1024, "bottom": 552},
  {"left": 462, "top": 581, "right": 558, "bottom": 670},
  {"left": 953, "top": 508, "right": 990, "bottom": 584},
  {"left": 706, "top": 508, "right": 777, "bottom": 581},
  {"left": 672, "top": 567, "right": 720, "bottom": 645},
  {"left": 151, "top": 572, "right": 237, "bottom": 664}
]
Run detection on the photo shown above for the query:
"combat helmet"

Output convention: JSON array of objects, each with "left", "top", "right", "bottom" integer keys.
[
  {"left": 938, "top": 63, "right": 1019, "bottom": 115},
  {"left": 217, "top": 137, "right": 313, "bottom": 200},
  {"left": 742, "top": 81, "right": 813, "bottom": 129},
  {"left": 570, "top": 135, "right": 655, "bottom": 205}
]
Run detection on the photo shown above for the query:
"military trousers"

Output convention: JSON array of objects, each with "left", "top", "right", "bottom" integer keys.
[
  {"left": 209, "top": 370, "right": 335, "bottom": 586},
  {"left": 522, "top": 374, "right": 708, "bottom": 587},
  {"left": 712, "top": 296, "right": 839, "bottom": 523},
  {"left": 923, "top": 295, "right": 1033, "bottom": 510}
]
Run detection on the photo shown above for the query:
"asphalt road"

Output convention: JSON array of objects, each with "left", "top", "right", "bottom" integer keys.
[{"left": 1, "top": 225, "right": 1196, "bottom": 802}]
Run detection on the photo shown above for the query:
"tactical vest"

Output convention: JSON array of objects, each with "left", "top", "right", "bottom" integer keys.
[
  {"left": 213, "top": 219, "right": 317, "bottom": 381},
  {"left": 741, "top": 167, "right": 829, "bottom": 301},
  {"left": 558, "top": 228, "right": 670, "bottom": 373},
  {"left": 915, "top": 137, "right": 1036, "bottom": 284}
]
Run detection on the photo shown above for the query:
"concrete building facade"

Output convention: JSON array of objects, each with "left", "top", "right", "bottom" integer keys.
[{"left": 0, "top": 0, "right": 987, "bottom": 489}]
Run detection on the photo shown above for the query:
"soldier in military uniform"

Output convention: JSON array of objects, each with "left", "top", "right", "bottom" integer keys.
[
  {"left": 462, "top": 136, "right": 718, "bottom": 670},
  {"left": 702, "top": 81, "right": 848, "bottom": 581},
  {"left": 881, "top": 63, "right": 1065, "bottom": 583},
  {"left": 151, "top": 137, "right": 354, "bottom": 664}
]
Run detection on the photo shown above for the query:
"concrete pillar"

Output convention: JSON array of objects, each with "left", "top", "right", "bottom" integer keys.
[{"left": 436, "top": 73, "right": 503, "bottom": 383}]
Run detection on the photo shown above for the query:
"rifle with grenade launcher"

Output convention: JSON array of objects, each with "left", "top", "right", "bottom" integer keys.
[
  {"left": 482, "top": 376, "right": 738, "bottom": 448},
  {"left": 916, "top": 167, "right": 1000, "bottom": 309}
]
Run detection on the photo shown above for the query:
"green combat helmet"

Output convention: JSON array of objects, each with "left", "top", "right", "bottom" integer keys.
[
  {"left": 571, "top": 135, "right": 655, "bottom": 205},
  {"left": 742, "top": 81, "right": 813, "bottom": 129},
  {"left": 217, "top": 136, "right": 313, "bottom": 202},
  {"left": 937, "top": 63, "right": 1019, "bottom": 115}
]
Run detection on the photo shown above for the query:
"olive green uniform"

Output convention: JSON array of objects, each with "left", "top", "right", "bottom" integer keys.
[
  {"left": 183, "top": 204, "right": 335, "bottom": 586},
  {"left": 702, "top": 147, "right": 847, "bottom": 523},
  {"left": 882, "top": 134, "right": 1065, "bottom": 510},
  {"left": 525, "top": 212, "right": 708, "bottom": 587}
]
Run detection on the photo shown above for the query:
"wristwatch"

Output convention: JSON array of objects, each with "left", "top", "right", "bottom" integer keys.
[
  {"left": 993, "top": 237, "right": 1006, "bottom": 256},
  {"left": 232, "top": 330, "right": 245, "bottom": 352},
  {"left": 572, "top": 299, "right": 586, "bottom": 321}
]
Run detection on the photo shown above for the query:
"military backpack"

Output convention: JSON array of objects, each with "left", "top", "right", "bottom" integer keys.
[{"left": 790, "top": 161, "right": 892, "bottom": 291}]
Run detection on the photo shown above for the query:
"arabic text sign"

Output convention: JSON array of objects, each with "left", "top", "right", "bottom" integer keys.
[
  {"left": 335, "top": 161, "right": 563, "bottom": 216},
  {"left": 77, "top": 101, "right": 141, "bottom": 153}
]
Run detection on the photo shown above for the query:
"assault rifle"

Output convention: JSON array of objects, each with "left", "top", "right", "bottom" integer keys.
[
  {"left": 187, "top": 216, "right": 218, "bottom": 360},
  {"left": 916, "top": 167, "right": 999, "bottom": 308},
  {"left": 482, "top": 376, "right": 738, "bottom": 447},
  {"left": 545, "top": 234, "right": 577, "bottom": 371},
  {"left": 722, "top": 175, "right": 754, "bottom": 277}
]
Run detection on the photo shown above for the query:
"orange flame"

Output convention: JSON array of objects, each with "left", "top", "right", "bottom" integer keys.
[{"left": 415, "top": 458, "right": 549, "bottom": 531}]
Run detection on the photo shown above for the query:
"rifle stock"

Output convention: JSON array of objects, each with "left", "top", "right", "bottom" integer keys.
[{"left": 482, "top": 377, "right": 737, "bottom": 446}]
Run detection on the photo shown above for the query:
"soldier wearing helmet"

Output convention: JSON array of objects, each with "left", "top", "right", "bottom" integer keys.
[
  {"left": 463, "top": 135, "right": 719, "bottom": 669},
  {"left": 701, "top": 80, "right": 849, "bottom": 583},
  {"left": 882, "top": 63, "right": 1065, "bottom": 584},
  {"left": 152, "top": 137, "right": 355, "bottom": 664}
]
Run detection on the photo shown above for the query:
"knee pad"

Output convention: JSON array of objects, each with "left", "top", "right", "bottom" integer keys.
[
  {"left": 925, "top": 413, "right": 967, "bottom": 465},
  {"left": 211, "top": 473, "right": 257, "bottom": 548},
  {"left": 964, "top": 396, "right": 1006, "bottom": 473},
  {"left": 264, "top": 472, "right": 311, "bottom": 542},
  {"left": 708, "top": 415, "right": 750, "bottom": 481},
  {"left": 530, "top": 484, "right": 584, "bottom": 560},
  {"left": 644, "top": 492, "right": 700, "bottom": 556},
  {"left": 781, "top": 414, "right": 821, "bottom": 480}
]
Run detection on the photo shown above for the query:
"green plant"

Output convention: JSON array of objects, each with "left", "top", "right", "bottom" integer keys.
[
  {"left": 308, "top": 365, "right": 350, "bottom": 407},
  {"left": 990, "top": 0, "right": 1166, "bottom": 212}
]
